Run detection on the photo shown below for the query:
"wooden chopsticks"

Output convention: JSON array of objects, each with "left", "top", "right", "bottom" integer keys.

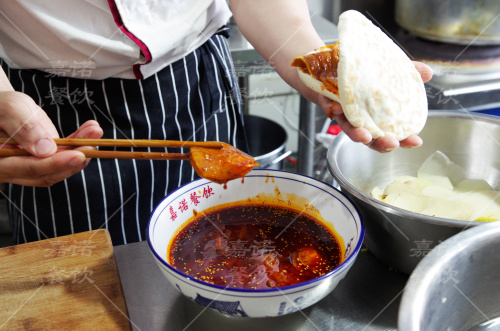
[
  {"left": 0, "top": 148, "right": 191, "bottom": 160},
  {"left": 0, "top": 138, "right": 224, "bottom": 160},
  {"left": 0, "top": 138, "right": 224, "bottom": 149}
]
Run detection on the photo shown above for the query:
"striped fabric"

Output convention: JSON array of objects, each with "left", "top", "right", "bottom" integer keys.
[{"left": 3, "top": 29, "right": 248, "bottom": 245}]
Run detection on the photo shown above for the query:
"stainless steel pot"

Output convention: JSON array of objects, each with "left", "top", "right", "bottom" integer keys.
[
  {"left": 327, "top": 111, "right": 500, "bottom": 274},
  {"left": 243, "top": 115, "right": 289, "bottom": 170},
  {"left": 395, "top": 0, "right": 500, "bottom": 45},
  {"left": 398, "top": 221, "right": 500, "bottom": 331}
]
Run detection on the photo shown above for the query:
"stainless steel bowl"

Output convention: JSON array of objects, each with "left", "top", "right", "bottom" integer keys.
[
  {"left": 398, "top": 220, "right": 500, "bottom": 331},
  {"left": 327, "top": 110, "right": 500, "bottom": 274}
]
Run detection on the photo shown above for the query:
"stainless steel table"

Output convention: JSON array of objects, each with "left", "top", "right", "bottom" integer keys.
[
  {"left": 228, "top": 16, "right": 339, "bottom": 177},
  {"left": 114, "top": 241, "right": 408, "bottom": 331}
]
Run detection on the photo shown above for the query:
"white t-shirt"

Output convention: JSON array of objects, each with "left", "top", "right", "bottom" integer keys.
[{"left": 0, "top": 0, "right": 232, "bottom": 79}]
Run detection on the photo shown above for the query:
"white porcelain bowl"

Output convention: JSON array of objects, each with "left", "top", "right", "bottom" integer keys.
[{"left": 147, "top": 169, "right": 364, "bottom": 318}]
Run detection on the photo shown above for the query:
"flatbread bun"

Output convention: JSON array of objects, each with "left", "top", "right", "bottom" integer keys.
[{"left": 297, "top": 10, "right": 428, "bottom": 141}]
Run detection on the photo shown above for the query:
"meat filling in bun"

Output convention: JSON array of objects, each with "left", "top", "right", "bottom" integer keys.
[{"left": 291, "top": 42, "right": 341, "bottom": 102}]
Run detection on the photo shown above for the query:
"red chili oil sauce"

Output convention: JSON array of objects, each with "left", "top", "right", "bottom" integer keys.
[{"left": 168, "top": 204, "right": 343, "bottom": 289}]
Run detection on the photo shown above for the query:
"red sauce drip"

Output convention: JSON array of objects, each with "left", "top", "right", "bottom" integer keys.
[{"left": 190, "top": 143, "right": 257, "bottom": 184}]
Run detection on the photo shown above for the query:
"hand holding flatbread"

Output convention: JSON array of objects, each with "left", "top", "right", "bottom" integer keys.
[{"left": 292, "top": 10, "right": 429, "bottom": 147}]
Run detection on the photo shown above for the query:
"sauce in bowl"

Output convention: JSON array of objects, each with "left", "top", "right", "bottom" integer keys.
[{"left": 168, "top": 203, "right": 343, "bottom": 289}]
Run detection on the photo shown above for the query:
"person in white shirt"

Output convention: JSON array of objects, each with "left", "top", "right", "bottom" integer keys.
[{"left": 0, "top": 0, "right": 432, "bottom": 244}]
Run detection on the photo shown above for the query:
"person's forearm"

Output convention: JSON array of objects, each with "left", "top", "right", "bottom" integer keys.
[{"left": 229, "top": 0, "right": 325, "bottom": 103}]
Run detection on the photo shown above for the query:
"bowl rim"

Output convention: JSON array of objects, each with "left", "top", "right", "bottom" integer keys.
[
  {"left": 327, "top": 110, "right": 500, "bottom": 228},
  {"left": 146, "top": 169, "right": 365, "bottom": 293}
]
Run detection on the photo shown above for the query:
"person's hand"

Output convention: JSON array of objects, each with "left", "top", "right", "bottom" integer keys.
[
  {"left": 0, "top": 91, "right": 103, "bottom": 187},
  {"left": 318, "top": 61, "right": 433, "bottom": 153}
]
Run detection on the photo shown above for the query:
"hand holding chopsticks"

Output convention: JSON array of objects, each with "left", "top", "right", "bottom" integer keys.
[{"left": 0, "top": 137, "right": 258, "bottom": 184}]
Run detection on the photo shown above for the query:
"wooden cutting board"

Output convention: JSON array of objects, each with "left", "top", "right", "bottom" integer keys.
[{"left": 0, "top": 229, "right": 131, "bottom": 330}]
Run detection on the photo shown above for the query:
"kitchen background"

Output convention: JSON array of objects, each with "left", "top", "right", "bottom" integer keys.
[
  {"left": 240, "top": 0, "right": 500, "bottom": 174},
  {"left": 2, "top": 0, "right": 500, "bottom": 247}
]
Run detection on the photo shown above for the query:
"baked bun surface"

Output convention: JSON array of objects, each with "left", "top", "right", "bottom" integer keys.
[{"left": 338, "top": 10, "right": 427, "bottom": 140}]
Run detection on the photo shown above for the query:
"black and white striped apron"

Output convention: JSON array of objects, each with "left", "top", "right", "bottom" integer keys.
[{"left": 2, "top": 28, "right": 248, "bottom": 245}]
